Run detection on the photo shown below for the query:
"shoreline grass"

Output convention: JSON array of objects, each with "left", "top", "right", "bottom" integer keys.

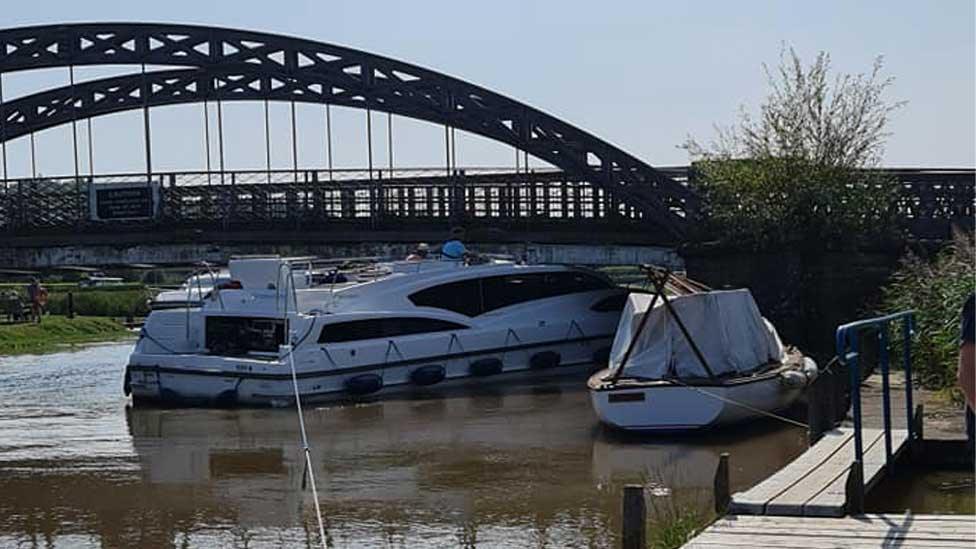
[
  {"left": 1, "top": 283, "right": 152, "bottom": 318},
  {"left": 0, "top": 316, "right": 135, "bottom": 356}
]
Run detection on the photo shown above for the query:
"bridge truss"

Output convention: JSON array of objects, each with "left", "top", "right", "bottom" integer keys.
[{"left": 0, "top": 22, "right": 698, "bottom": 243}]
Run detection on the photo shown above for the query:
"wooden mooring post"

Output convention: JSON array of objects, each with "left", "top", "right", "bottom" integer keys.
[
  {"left": 713, "top": 452, "right": 730, "bottom": 514},
  {"left": 621, "top": 484, "right": 645, "bottom": 549},
  {"left": 806, "top": 364, "right": 844, "bottom": 445}
]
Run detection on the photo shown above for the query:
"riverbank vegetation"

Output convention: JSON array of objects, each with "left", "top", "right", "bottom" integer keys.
[
  {"left": 0, "top": 282, "right": 151, "bottom": 318},
  {"left": 648, "top": 505, "right": 709, "bottom": 549},
  {"left": 0, "top": 316, "right": 133, "bottom": 355},
  {"left": 684, "top": 47, "right": 904, "bottom": 248},
  {"left": 880, "top": 233, "right": 976, "bottom": 391}
]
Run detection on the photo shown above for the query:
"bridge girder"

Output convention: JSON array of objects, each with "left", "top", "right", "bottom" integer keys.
[{"left": 0, "top": 22, "right": 697, "bottom": 239}]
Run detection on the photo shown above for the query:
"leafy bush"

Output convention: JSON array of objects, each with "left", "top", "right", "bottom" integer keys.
[
  {"left": 45, "top": 289, "right": 151, "bottom": 318},
  {"left": 684, "top": 47, "right": 904, "bottom": 248},
  {"left": 880, "top": 232, "right": 976, "bottom": 389},
  {"left": 692, "top": 158, "right": 899, "bottom": 247}
]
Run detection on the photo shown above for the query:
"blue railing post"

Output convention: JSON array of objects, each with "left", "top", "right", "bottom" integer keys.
[
  {"left": 848, "top": 333, "right": 865, "bottom": 464},
  {"left": 903, "top": 315, "right": 915, "bottom": 441},
  {"left": 879, "top": 324, "right": 893, "bottom": 470}
]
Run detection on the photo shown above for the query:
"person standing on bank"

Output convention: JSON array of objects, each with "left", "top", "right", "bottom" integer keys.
[{"left": 26, "top": 278, "right": 44, "bottom": 324}]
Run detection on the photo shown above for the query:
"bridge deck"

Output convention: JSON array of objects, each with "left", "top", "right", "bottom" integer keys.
[
  {"left": 683, "top": 513, "right": 976, "bottom": 548},
  {"left": 729, "top": 427, "right": 909, "bottom": 517}
]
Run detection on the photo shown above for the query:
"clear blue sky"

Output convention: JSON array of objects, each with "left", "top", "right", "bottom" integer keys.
[{"left": 1, "top": 1, "right": 973, "bottom": 177}]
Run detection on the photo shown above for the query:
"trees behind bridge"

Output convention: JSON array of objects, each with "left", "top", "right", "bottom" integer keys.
[{"left": 684, "top": 47, "right": 906, "bottom": 248}]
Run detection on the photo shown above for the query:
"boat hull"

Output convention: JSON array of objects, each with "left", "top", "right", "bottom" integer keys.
[
  {"left": 587, "top": 363, "right": 813, "bottom": 432},
  {"left": 127, "top": 336, "right": 611, "bottom": 407}
]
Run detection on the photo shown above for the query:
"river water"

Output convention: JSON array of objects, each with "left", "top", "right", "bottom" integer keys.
[{"left": 0, "top": 343, "right": 815, "bottom": 548}]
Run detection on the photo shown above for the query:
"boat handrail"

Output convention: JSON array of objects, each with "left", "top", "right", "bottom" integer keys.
[
  {"left": 185, "top": 275, "right": 193, "bottom": 340},
  {"left": 202, "top": 262, "right": 225, "bottom": 311},
  {"left": 276, "top": 261, "right": 301, "bottom": 318}
]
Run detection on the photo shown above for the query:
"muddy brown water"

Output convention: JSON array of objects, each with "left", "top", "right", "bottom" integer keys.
[{"left": 0, "top": 343, "right": 962, "bottom": 548}]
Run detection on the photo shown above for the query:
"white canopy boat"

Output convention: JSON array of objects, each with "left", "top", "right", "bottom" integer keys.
[
  {"left": 588, "top": 268, "right": 817, "bottom": 432},
  {"left": 125, "top": 255, "right": 627, "bottom": 407}
]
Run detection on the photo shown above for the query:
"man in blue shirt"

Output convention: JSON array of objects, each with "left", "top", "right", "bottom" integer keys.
[{"left": 440, "top": 227, "right": 467, "bottom": 260}]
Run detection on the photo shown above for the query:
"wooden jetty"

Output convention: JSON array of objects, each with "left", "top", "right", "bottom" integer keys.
[
  {"left": 669, "top": 311, "right": 975, "bottom": 549},
  {"left": 675, "top": 421, "right": 972, "bottom": 548},
  {"left": 730, "top": 427, "right": 909, "bottom": 516},
  {"left": 684, "top": 513, "right": 976, "bottom": 548}
]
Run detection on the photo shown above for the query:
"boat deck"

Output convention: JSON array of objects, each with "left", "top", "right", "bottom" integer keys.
[
  {"left": 683, "top": 513, "right": 976, "bottom": 548},
  {"left": 729, "top": 427, "right": 909, "bottom": 516}
]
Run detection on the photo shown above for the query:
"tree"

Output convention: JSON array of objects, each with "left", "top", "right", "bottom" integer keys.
[{"left": 684, "top": 47, "right": 905, "bottom": 247}]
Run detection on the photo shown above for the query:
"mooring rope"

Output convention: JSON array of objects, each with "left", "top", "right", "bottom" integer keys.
[
  {"left": 286, "top": 344, "right": 328, "bottom": 549},
  {"left": 281, "top": 261, "right": 328, "bottom": 549}
]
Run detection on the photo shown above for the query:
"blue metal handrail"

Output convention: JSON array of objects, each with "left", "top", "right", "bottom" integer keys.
[{"left": 835, "top": 311, "right": 916, "bottom": 473}]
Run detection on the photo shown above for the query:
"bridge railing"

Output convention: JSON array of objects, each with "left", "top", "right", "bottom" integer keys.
[
  {"left": 0, "top": 167, "right": 654, "bottom": 234},
  {"left": 0, "top": 166, "right": 971, "bottom": 238}
]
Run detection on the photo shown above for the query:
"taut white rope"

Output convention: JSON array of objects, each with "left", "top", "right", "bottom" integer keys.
[{"left": 286, "top": 343, "right": 328, "bottom": 549}]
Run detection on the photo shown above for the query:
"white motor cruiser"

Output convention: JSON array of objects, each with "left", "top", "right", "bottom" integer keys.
[
  {"left": 588, "top": 268, "right": 817, "bottom": 432},
  {"left": 125, "top": 256, "right": 627, "bottom": 406}
]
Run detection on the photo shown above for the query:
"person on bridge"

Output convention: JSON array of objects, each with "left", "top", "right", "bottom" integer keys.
[{"left": 439, "top": 227, "right": 468, "bottom": 261}]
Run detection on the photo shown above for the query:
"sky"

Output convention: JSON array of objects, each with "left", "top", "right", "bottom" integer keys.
[{"left": 1, "top": 0, "right": 974, "bottom": 178}]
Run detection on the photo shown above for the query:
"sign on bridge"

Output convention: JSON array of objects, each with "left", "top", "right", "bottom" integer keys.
[{"left": 89, "top": 182, "right": 159, "bottom": 221}]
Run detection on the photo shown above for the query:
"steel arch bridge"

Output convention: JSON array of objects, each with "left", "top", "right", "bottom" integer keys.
[{"left": 0, "top": 22, "right": 697, "bottom": 243}]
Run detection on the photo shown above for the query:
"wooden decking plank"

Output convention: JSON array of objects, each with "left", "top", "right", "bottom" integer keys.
[
  {"left": 802, "top": 429, "right": 910, "bottom": 516},
  {"left": 862, "top": 429, "right": 910, "bottom": 493},
  {"left": 764, "top": 429, "right": 885, "bottom": 516},
  {"left": 682, "top": 513, "right": 975, "bottom": 549},
  {"left": 686, "top": 534, "right": 973, "bottom": 549},
  {"left": 728, "top": 428, "right": 853, "bottom": 514},
  {"left": 730, "top": 427, "right": 910, "bottom": 517},
  {"left": 719, "top": 513, "right": 976, "bottom": 523},
  {"left": 688, "top": 536, "right": 973, "bottom": 548},
  {"left": 711, "top": 514, "right": 976, "bottom": 534},
  {"left": 706, "top": 525, "right": 975, "bottom": 539}
]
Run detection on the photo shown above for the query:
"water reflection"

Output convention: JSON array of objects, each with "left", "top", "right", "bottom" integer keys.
[{"left": 0, "top": 343, "right": 808, "bottom": 548}]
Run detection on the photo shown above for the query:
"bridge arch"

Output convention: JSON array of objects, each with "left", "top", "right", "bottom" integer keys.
[{"left": 0, "top": 23, "right": 696, "bottom": 237}]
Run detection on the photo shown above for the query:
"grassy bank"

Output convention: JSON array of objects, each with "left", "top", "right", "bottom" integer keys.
[{"left": 0, "top": 316, "right": 134, "bottom": 356}]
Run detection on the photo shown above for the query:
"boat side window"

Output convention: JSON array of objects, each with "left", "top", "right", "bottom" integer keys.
[
  {"left": 409, "top": 271, "right": 613, "bottom": 316},
  {"left": 544, "top": 271, "right": 611, "bottom": 295},
  {"left": 408, "top": 279, "right": 483, "bottom": 316},
  {"left": 481, "top": 271, "right": 612, "bottom": 313},
  {"left": 590, "top": 292, "right": 629, "bottom": 312},
  {"left": 318, "top": 317, "right": 468, "bottom": 344}
]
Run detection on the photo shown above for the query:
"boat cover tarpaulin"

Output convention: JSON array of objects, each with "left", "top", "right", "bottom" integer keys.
[{"left": 608, "top": 289, "right": 784, "bottom": 379}]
